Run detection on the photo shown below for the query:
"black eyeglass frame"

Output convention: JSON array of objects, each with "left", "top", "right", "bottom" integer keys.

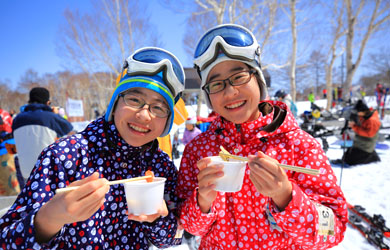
[
  {"left": 118, "top": 93, "right": 171, "bottom": 118},
  {"left": 202, "top": 69, "right": 257, "bottom": 94}
]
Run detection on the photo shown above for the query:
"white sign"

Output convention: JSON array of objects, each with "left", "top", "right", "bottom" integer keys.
[{"left": 66, "top": 98, "right": 84, "bottom": 117}]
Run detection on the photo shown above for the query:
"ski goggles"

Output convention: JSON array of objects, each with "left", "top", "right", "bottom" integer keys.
[
  {"left": 124, "top": 47, "right": 185, "bottom": 97},
  {"left": 194, "top": 24, "right": 261, "bottom": 72}
]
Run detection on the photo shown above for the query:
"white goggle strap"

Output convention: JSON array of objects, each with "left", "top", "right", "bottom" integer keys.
[
  {"left": 194, "top": 36, "right": 259, "bottom": 72},
  {"left": 126, "top": 59, "right": 184, "bottom": 96}
]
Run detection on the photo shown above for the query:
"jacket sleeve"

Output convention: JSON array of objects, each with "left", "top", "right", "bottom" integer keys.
[
  {"left": 51, "top": 114, "right": 74, "bottom": 137},
  {"left": 142, "top": 156, "right": 182, "bottom": 248},
  {"left": 182, "top": 130, "right": 189, "bottom": 145},
  {"left": 175, "top": 144, "right": 217, "bottom": 236},
  {"left": 269, "top": 134, "right": 348, "bottom": 249},
  {"left": 351, "top": 111, "right": 381, "bottom": 138},
  {"left": 0, "top": 147, "right": 70, "bottom": 250}
]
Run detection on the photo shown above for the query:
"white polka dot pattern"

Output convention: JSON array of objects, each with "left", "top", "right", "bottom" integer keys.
[
  {"left": 0, "top": 117, "right": 181, "bottom": 249},
  {"left": 177, "top": 101, "right": 348, "bottom": 250}
]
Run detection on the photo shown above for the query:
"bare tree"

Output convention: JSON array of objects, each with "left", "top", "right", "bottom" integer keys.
[
  {"left": 307, "top": 50, "right": 327, "bottom": 97},
  {"left": 344, "top": 0, "right": 390, "bottom": 99},
  {"left": 282, "top": 0, "right": 298, "bottom": 101},
  {"left": 57, "top": 0, "right": 162, "bottom": 115},
  {"left": 0, "top": 81, "right": 28, "bottom": 112},
  {"left": 366, "top": 47, "right": 390, "bottom": 83},
  {"left": 322, "top": 0, "right": 347, "bottom": 110},
  {"left": 18, "top": 69, "right": 42, "bottom": 93},
  {"left": 163, "top": 0, "right": 283, "bottom": 115}
]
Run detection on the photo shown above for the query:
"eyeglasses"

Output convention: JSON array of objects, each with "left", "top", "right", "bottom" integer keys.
[
  {"left": 202, "top": 69, "right": 256, "bottom": 94},
  {"left": 124, "top": 47, "right": 185, "bottom": 98},
  {"left": 194, "top": 24, "right": 260, "bottom": 72},
  {"left": 119, "top": 93, "right": 170, "bottom": 118}
]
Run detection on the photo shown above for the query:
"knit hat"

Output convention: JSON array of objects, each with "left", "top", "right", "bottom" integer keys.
[
  {"left": 355, "top": 100, "right": 369, "bottom": 112},
  {"left": 105, "top": 71, "right": 175, "bottom": 137},
  {"left": 28, "top": 87, "right": 50, "bottom": 104},
  {"left": 186, "top": 117, "right": 197, "bottom": 125}
]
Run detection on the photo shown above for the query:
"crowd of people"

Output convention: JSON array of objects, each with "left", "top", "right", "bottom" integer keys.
[{"left": 0, "top": 23, "right": 387, "bottom": 250}]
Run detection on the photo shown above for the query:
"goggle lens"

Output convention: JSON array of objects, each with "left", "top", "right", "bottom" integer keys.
[
  {"left": 132, "top": 48, "right": 185, "bottom": 85},
  {"left": 194, "top": 25, "right": 254, "bottom": 58}
]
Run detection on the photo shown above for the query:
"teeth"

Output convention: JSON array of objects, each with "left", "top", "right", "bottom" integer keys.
[
  {"left": 226, "top": 101, "right": 245, "bottom": 109},
  {"left": 130, "top": 124, "right": 149, "bottom": 132}
]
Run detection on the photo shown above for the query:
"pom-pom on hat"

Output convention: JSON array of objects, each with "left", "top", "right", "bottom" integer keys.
[
  {"left": 355, "top": 100, "right": 369, "bottom": 112},
  {"left": 28, "top": 87, "right": 50, "bottom": 104}
]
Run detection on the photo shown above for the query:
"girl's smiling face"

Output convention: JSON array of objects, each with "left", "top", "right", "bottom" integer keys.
[
  {"left": 207, "top": 60, "right": 261, "bottom": 124},
  {"left": 113, "top": 88, "right": 168, "bottom": 147}
]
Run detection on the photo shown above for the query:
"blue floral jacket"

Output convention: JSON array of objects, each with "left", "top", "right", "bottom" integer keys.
[{"left": 0, "top": 117, "right": 181, "bottom": 249}]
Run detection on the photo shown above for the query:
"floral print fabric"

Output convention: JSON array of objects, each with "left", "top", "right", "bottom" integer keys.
[
  {"left": 0, "top": 117, "right": 181, "bottom": 250},
  {"left": 176, "top": 100, "right": 348, "bottom": 250}
]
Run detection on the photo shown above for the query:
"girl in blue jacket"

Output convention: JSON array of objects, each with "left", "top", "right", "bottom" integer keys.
[{"left": 0, "top": 47, "right": 185, "bottom": 249}]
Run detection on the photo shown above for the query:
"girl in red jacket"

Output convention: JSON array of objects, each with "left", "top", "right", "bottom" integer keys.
[{"left": 176, "top": 24, "right": 348, "bottom": 249}]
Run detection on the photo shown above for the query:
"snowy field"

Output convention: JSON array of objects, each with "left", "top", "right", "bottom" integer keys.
[
  {"left": 1, "top": 97, "right": 389, "bottom": 249},
  {"left": 163, "top": 133, "right": 390, "bottom": 250},
  {"left": 164, "top": 98, "right": 390, "bottom": 250}
]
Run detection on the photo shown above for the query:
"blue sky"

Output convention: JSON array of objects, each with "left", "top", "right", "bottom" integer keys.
[{"left": 0, "top": 0, "right": 189, "bottom": 90}]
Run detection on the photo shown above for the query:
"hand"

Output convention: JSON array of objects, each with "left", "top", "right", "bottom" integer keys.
[
  {"left": 196, "top": 157, "right": 224, "bottom": 213},
  {"left": 348, "top": 120, "right": 355, "bottom": 127},
  {"left": 247, "top": 151, "right": 292, "bottom": 210},
  {"left": 34, "top": 172, "right": 109, "bottom": 243},
  {"left": 127, "top": 201, "right": 169, "bottom": 223}
]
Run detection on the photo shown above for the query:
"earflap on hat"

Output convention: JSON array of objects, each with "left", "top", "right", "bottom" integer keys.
[
  {"left": 200, "top": 54, "right": 268, "bottom": 109},
  {"left": 105, "top": 73, "right": 175, "bottom": 137}
]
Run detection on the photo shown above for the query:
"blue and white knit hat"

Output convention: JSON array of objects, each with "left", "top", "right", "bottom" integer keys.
[{"left": 105, "top": 72, "right": 175, "bottom": 137}]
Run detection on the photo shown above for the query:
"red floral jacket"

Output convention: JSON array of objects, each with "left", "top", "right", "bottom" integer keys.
[{"left": 176, "top": 100, "right": 348, "bottom": 250}]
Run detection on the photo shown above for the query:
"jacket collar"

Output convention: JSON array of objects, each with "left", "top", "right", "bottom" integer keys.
[
  {"left": 24, "top": 103, "right": 52, "bottom": 112},
  {"left": 208, "top": 100, "right": 300, "bottom": 144},
  {"left": 85, "top": 117, "right": 158, "bottom": 157}
]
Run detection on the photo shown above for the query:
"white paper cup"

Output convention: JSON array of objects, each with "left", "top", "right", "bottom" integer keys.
[
  {"left": 208, "top": 156, "right": 246, "bottom": 192},
  {"left": 124, "top": 177, "right": 166, "bottom": 215}
]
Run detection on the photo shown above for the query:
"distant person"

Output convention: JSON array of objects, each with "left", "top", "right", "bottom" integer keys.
[
  {"left": 0, "top": 47, "right": 185, "bottom": 249},
  {"left": 322, "top": 88, "right": 327, "bottom": 98},
  {"left": 332, "top": 87, "right": 337, "bottom": 107},
  {"left": 360, "top": 86, "right": 366, "bottom": 98},
  {"left": 307, "top": 91, "right": 315, "bottom": 103},
  {"left": 337, "top": 86, "right": 343, "bottom": 103},
  {"left": 8, "top": 109, "right": 17, "bottom": 118},
  {"left": 375, "top": 83, "right": 385, "bottom": 108},
  {"left": 274, "top": 89, "right": 298, "bottom": 117},
  {"left": 0, "top": 109, "right": 13, "bottom": 134},
  {"left": 182, "top": 117, "right": 201, "bottom": 145},
  {"left": 331, "top": 100, "right": 381, "bottom": 166},
  {"left": 11, "top": 87, "right": 74, "bottom": 179},
  {"left": 375, "top": 83, "right": 388, "bottom": 118},
  {"left": 0, "top": 131, "right": 20, "bottom": 196},
  {"left": 94, "top": 107, "right": 100, "bottom": 118},
  {"left": 0, "top": 110, "right": 20, "bottom": 196}
]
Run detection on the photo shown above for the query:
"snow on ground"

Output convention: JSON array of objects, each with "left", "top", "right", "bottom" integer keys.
[
  {"left": 326, "top": 136, "right": 390, "bottom": 250},
  {"left": 166, "top": 136, "right": 390, "bottom": 250},
  {"left": 1, "top": 98, "right": 389, "bottom": 250},
  {"left": 163, "top": 99, "right": 390, "bottom": 250}
]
